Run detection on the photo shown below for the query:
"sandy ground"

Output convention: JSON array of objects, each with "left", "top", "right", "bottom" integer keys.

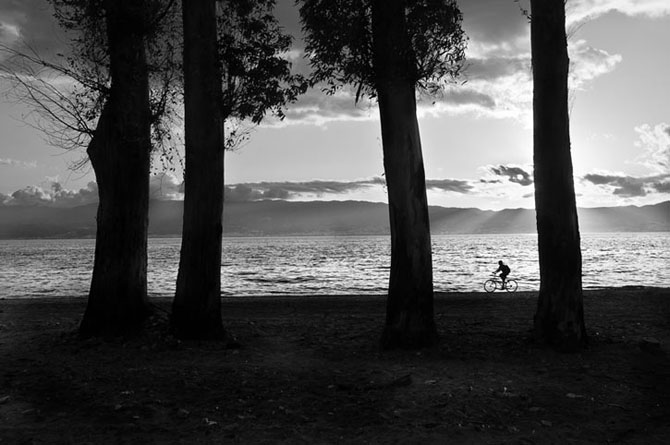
[{"left": 0, "top": 288, "right": 669, "bottom": 444}]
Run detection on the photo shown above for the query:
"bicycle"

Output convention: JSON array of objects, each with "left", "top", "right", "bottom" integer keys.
[{"left": 484, "top": 274, "right": 518, "bottom": 293}]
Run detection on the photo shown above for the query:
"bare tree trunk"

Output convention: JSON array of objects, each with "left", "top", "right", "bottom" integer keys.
[
  {"left": 372, "top": 0, "right": 437, "bottom": 349},
  {"left": 531, "top": 0, "right": 587, "bottom": 351},
  {"left": 171, "top": 0, "right": 228, "bottom": 340},
  {"left": 80, "top": 0, "right": 152, "bottom": 338}
]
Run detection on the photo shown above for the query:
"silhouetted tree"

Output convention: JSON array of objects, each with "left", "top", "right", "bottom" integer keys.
[
  {"left": 298, "top": 0, "right": 466, "bottom": 348},
  {"left": 78, "top": 0, "right": 155, "bottom": 337},
  {"left": 171, "top": 0, "right": 305, "bottom": 339},
  {"left": 171, "top": 0, "right": 226, "bottom": 340},
  {"left": 2, "top": 0, "right": 181, "bottom": 337},
  {"left": 530, "top": 0, "right": 587, "bottom": 351}
]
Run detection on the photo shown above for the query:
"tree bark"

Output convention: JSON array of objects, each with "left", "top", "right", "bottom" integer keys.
[
  {"left": 530, "top": 0, "right": 587, "bottom": 351},
  {"left": 80, "top": 0, "right": 152, "bottom": 338},
  {"left": 372, "top": 0, "right": 437, "bottom": 349},
  {"left": 171, "top": 0, "right": 228, "bottom": 340}
]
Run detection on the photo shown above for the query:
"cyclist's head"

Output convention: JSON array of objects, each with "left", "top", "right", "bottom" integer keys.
[{"left": 498, "top": 260, "right": 503, "bottom": 265}]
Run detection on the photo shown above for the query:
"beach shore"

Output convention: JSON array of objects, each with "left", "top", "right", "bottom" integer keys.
[{"left": 1, "top": 288, "right": 668, "bottom": 444}]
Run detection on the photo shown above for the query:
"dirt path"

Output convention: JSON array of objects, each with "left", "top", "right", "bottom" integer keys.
[{"left": 1, "top": 288, "right": 669, "bottom": 443}]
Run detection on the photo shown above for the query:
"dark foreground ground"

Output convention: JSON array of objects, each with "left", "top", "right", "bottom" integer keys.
[{"left": 1, "top": 288, "right": 669, "bottom": 444}]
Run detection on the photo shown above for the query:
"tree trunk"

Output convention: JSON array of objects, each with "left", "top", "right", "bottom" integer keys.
[
  {"left": 171, "top": 0, "right": 227, "bottom": 340},
  {"left": 530, "top": 0, "right": 587, "bottom": 351},
  {"left": 80, "top": 0, "right": 152, "bottom": 338},
  {"left": 372, "top": 0, "right": 437, "bottom": 349}
]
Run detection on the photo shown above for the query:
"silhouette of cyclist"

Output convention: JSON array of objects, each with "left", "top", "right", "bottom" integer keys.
[{"left": 495, "top": 260, "right": 511, "bottom": 286}]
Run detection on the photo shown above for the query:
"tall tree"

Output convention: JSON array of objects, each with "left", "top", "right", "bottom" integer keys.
[
  {"left": 2, "top": 0, "right": 181, "bottom": 337},
  {"left": 299, "top": 0, "right": 465, "bottom": 348},
  {"left": 79, "top": 0, "right": 154, "bottom": 337},
  {"left": 171, "top": 0, "right": 227, "bottom": 340},
  {"left": 171, "top": 0, "right": 305, "bottom": 339},
  {"left": 530, "top": 0, "right": 587, "bottom": 351}
]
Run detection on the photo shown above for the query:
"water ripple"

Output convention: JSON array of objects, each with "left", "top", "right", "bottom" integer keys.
[{"left": 0, "top": 233, "right": 668, "bottom": 298}]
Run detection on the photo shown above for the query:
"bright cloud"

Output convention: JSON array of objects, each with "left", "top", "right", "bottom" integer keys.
[
  {"left": 634, "top": 123, "right": 670, "bottom": 173},
  {"left": 2, "top": 181, "right": 98, "bottom": 207},
  {"left": 0, "top": 173, "right": 187, "bottom": 207},
  {"left": 225, "top": 178, "right": 386, "bottom": 202},
  {"left": 280, "top": 34, "right": 621, "bottom": 127},
  {"left": 568, "top": 40, "right": 622, "bottom": 90},
  {"left": 567, "top": 0, "right": 670, "bottom": 24}
]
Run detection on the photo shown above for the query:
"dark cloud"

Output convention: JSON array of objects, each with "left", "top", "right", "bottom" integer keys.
[
  {"left": 226, "top": 179, "right": 380, "bottom": 202},
  {"left": 438, "top": 88, "right": 496, "bottom": 109},
  {"left": 582, "top": 173, "right": 670, "bottom": 198},
  {"left": 613, "top": 182, "right": 646, "bottom": 197},
  {"left": 653, "top": 181, "right": 670, "bottom": 193},
  {"left": 583, "top": 173, "right": 618, "bottom": 186},
  {"left": 426, "top": 179, "right": 473, "bottom": 194},
  {"left": 225, "top": 184, "right": 290, "bottom": 202},
  {"left": 463, "top": 56, "right": 529, "bottom": 82},
  {"left": 489, "top": 165, "right": 533, "bottom": 186},
  {"left": 224, "top": 176, "right": 473, "bottom": 202}
]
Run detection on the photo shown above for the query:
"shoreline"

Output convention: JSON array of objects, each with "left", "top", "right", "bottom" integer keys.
[{"left": 1, "top": 285, "right": 667, "bottom": 301}]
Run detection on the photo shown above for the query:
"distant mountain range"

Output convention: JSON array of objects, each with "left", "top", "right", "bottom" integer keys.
[{"left": 0, "top": 200, "right": 667, "bottom": 239}]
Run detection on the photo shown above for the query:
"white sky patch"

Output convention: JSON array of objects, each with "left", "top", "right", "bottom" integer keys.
[
  {"left": 567, "top": 0, "right": 670, "bottom": 25},
  {"left": 633, "top": 123, "right": 670, "bottom": 173},
  {"left": 568, "top": 39, "right": 622, "bottom": 89}
]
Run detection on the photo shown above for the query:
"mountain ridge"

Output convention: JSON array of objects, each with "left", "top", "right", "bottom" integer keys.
[{"left": 0, "top": 200, "right": 667, "bottom": 239}]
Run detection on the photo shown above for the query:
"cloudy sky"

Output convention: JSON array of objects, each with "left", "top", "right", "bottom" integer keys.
[{"left": 1, "top": 0, "right": 669, "bottom": 210}]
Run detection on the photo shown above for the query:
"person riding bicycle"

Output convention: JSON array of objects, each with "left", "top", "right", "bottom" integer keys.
[{"left": 495, "top": 260, "right": 511, "bottom": 286}]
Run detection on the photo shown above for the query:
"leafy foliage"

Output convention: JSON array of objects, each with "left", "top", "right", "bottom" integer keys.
[
  {"left": 217, "top": 0, "right": 307, "bottom": 124},
  {"left": 298, "top": 0, "right": 467, "bottom": 101}
]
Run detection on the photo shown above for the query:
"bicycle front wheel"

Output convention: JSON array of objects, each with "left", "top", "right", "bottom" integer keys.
[
  {"left": 505, "top": 279, "right": 518, "bottom": 292},
  {"left": 484, "top": 279, "right": 497, "bottom": 293}
]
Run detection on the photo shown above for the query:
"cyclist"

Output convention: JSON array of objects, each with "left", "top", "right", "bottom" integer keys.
[{"left": 494, "top": 260, "right": 511, "bottom": 287}]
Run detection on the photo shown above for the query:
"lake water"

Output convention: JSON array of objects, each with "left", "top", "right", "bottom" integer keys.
[{"left": 0, "top": 233, "right": 668, "bottom": 298}]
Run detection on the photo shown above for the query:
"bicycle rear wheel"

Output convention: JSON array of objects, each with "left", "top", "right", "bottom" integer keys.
[
  {"left": 484, "top": 279, "right": 497, "bottom": 293},
  {"left": 505, "top": 279, "right": 518, "bottom": 292}
]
